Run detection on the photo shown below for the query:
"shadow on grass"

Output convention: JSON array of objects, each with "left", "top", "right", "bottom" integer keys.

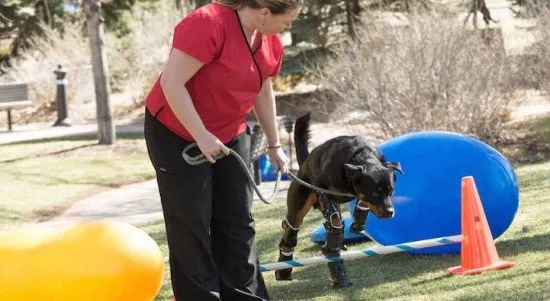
[
  {"left": 0, "top": 207, "right": 23, "bottom": 224},
  {"left": 1, "top": 165, "right": 153, "bottom": 188},
  {"left": 263, "top": 218, "right": 550, "bottom": 300},
  {"left": 1, "top": 131, "right": 146, "bottom": 164},
  {"left": 496, "top": 232, "right": 550, "bottom": 257},
  {"left": 0, "top": 142, "right": 98, "bottom": 163},
  {"left": 140, "top": 206, "right": 550, "bottom": 301},
  {"left": 3, "top": 130, "right": 144, "bottom": 146}
]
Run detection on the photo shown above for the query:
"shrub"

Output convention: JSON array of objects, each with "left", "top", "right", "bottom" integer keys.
[
  {"left": 319, "top": 13, "right": 517, "bottom": 142},
  {"left": 530, "top": 6, "right": 550, "bottom": 95},
  {"left": 106, "top": 1, "right": 182, "bottom": 103},
  {"left": 0, "top": 21, "right": 92, "bottom": 123}
]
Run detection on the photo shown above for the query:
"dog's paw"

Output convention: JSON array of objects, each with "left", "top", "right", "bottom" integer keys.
[
  {"left": 349, "top": 222, "right": 364, "bottom": 233},
  {"left": 327, "top": 261, "right": 352, "bottom": 289},
  {"left": 332, "top": 280, "right": 353, "bottom": 289},
  {"left": 275, "top": 269, "right": 293, "bottom": 281},
  {"left": 275, "top": 252, "right": 294, "bottom": 281}
]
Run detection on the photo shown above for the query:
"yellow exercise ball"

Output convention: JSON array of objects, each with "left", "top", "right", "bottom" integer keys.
[{"left": 0, "top": 220, "right": 165, "bottom": 301}]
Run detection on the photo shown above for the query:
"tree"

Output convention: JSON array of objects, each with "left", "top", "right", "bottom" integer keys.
[
  {"left": 1, "top": 0, "right": 158, "bottom": 61},
  {"left": 345, "top": 0, "right": 361, "bottom": 39},
  {"left": 290, "top": 0, "right": 347, "bottom": 46},
  {"left": 0, "top": 0, "right": 60, "bottom": 57},
  {"left": 464, "top": 0, "right": 498, "bottom": 28},
  {"left": 85, "top": 0, "right": 115, "bottom": 144}
]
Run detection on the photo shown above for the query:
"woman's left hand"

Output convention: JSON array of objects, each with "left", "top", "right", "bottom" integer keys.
[{"left": 266, "top": 146, "right": 288, "bottom": 174}]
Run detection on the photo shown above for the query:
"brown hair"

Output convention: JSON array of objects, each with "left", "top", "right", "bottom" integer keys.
[{"left": 215, "top": 0, "right": 303, "bottom": 15}]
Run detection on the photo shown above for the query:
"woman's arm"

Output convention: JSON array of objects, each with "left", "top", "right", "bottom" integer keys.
[
  {"left": 161, "top": 49, "right": 229, "bottom": 163},
  {"left": 253, "top": 78, "right": 288, "bottom": 172}
]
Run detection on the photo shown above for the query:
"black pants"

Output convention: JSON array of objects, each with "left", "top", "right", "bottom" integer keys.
[{"left": 144, "top": 109, "right": 270, "bottom": 301}]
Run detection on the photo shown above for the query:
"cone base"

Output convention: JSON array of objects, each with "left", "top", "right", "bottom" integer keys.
[{"left": 448, "top": 261, "right": 514, "bottom": 275}]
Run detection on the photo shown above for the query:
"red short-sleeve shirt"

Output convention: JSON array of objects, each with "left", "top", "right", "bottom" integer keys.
[{"left": 145, "top": 3, "right": 284, "bottom": 143}]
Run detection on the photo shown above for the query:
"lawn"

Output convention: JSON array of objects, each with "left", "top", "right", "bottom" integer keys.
[
  {"left": 143, "top": 159, "right": 550, "bottom": 301},
  {"left": 0, "top": 118, "right": 548, "bottom": 300},
  {"left": 0, "top": 133, "right": 155, "bottom": 229}
]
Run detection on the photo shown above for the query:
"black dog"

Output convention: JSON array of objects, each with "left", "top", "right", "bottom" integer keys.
[{"left": 275, "top": 112, "right": 402, "bottom": 288}]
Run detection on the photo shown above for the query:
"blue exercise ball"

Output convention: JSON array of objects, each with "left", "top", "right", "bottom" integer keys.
[
  {"left": 310, "top": 131, "right": 519, "bottom": 255},
  {"left": 258, "top": 151, "right": 290, "bottom": 182}
]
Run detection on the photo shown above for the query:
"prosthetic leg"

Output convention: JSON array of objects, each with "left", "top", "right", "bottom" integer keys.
[
  {"left": 275, "top": 217, "right": 299, "bottom": 281},
  {"left": 319, "top": 194, "right": 352, "bottom": 288},
  {"left": 350, "top": 201, "right": 370, "bottom": 234}
]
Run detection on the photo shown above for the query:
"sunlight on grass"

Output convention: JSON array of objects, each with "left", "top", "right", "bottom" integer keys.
[
  {"left": 144, "top": 161, "right": 550, "bottom": 301},
  {"left": 1, "top": 131, "right": 548, "bottom": 300},
  {"left": 0, "top": 134, "right": 155, "bottom": 228}
]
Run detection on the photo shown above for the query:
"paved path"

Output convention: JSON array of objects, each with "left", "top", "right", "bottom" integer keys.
[
  {"left": 0, "top": 118, "right": 291, "bottom": 229},
  {"left": 0, "top": 119, "right": 143, "bottom": 145},
  {"left": 39, "top": 178, "right": 291, "bottom": 228}
]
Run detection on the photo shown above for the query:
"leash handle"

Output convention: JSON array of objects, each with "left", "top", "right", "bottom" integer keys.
[{"left": 181, "top": 143, "right": 226, "bottom": 165}]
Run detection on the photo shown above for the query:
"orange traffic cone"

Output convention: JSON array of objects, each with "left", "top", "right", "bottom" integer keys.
[{"left": 448, "top": 176, "right": 514, "bottom": 275}]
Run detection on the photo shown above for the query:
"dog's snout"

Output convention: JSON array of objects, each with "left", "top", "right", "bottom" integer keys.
[
  {"left": 385, "top": 206, "right": 395, "bottom": 218},
  {"left": 371, "top": 204, "right": 395, "bottom": 218},
  {"left": 378, "top": 205, "right": 394, "bottom": 218}
]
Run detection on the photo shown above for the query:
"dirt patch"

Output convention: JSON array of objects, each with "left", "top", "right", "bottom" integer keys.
[
  {"left": 496, "top": 116, "right": 550, "bottom": 164},
  {"left": 274, "top": 88, "right": 341, "bottom": 123},
  {"left": 32, "top": 204, "right": 73, "bottom": 222}
]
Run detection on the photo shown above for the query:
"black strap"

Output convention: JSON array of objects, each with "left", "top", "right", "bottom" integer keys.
[
  {"left": 154, "top": 105, "right": 165, "bottom": 118},
  {"left": 235, "top": 10, "right": 263, "bottom": 90}
]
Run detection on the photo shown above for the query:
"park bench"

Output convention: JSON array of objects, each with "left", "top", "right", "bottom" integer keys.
[{"left": 0, "top": 83, "right": 31, "bottom": 131}]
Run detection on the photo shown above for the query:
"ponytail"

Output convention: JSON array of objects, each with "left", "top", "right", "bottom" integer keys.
[
  {"left": 215, "top": 0, "right": 261, "bottom": 9},
  {"left": 216, "top": 0, "right": 302, "bottom": 14}
]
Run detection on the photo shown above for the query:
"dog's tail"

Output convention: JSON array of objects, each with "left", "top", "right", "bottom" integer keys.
[{"left": 294, "top": 112, "right": 311, "bottom": 166}]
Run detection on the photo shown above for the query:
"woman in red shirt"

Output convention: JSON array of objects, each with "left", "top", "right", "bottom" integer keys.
[{"left": 144, "top": 1, "right": 302, "bottom": 300}]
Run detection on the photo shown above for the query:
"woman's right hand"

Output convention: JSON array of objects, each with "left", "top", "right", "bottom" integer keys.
[{"left": 195, "top": 131, "right": 230, "bottom": 163}]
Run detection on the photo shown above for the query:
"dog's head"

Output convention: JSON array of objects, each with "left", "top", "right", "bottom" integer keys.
[{"left": 345, "top": 162, "right": 403, "bottom": 218}]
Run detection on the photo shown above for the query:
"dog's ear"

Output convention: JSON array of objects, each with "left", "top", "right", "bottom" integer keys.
[
  {"left": 344, "top": 163, "right": 366, "bottom": 179},
  {"left": 385, "top": 162, "right": 404, "bottom": 175}
]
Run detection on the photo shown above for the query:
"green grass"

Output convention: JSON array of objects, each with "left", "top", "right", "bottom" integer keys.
[
  {"left": 0, "top": 133, "right": 155, "bottom": 228},
  {"left": 532, "top": 115, "right": 550, "bottom": 140},
  {"left": 1, "top": 121, "right": 548, "bottom": 300},
  {"left": 143, "top": 160, "right": 550, "bottom": 301}
]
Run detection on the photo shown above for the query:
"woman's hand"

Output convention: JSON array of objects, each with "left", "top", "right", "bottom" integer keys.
[
  {"left": 266, "top": 146, "right": 288, "bottom": 174},
  {"left": 195, "top": 131, "right": 230, "bottom": 163}
]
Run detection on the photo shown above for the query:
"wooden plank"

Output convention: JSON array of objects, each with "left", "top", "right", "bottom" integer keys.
[
  {"left": 0, "top": 94, "right": 29, "bottom": 102},
  {"left": 0, "top": 83, "right": 29, "bottom": 104},
  {"left": 0, "top": 100, "right": 32, "bottom": 109}
]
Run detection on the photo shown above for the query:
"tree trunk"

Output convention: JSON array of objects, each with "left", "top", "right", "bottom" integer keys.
[
  {"left": 351, "top": 0, "right": 361, "bottom": 16},
  {"left": 40, "top": 0, "right": 53, "bottom": 27},
  {"left": 345, "top": 0, "right": 356, "bottom": 39},
  {"left": 86, "top": 0, "right": 115, "bottom": 145},
  {"left": 465, "top": 0, "right": 498, "bottom": 28},
  {"left": 175, "top": 0, "right": 185, "bottom": 17},
  {"left": 345, "top": 0, "right": 361, "bottom": 39}
]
